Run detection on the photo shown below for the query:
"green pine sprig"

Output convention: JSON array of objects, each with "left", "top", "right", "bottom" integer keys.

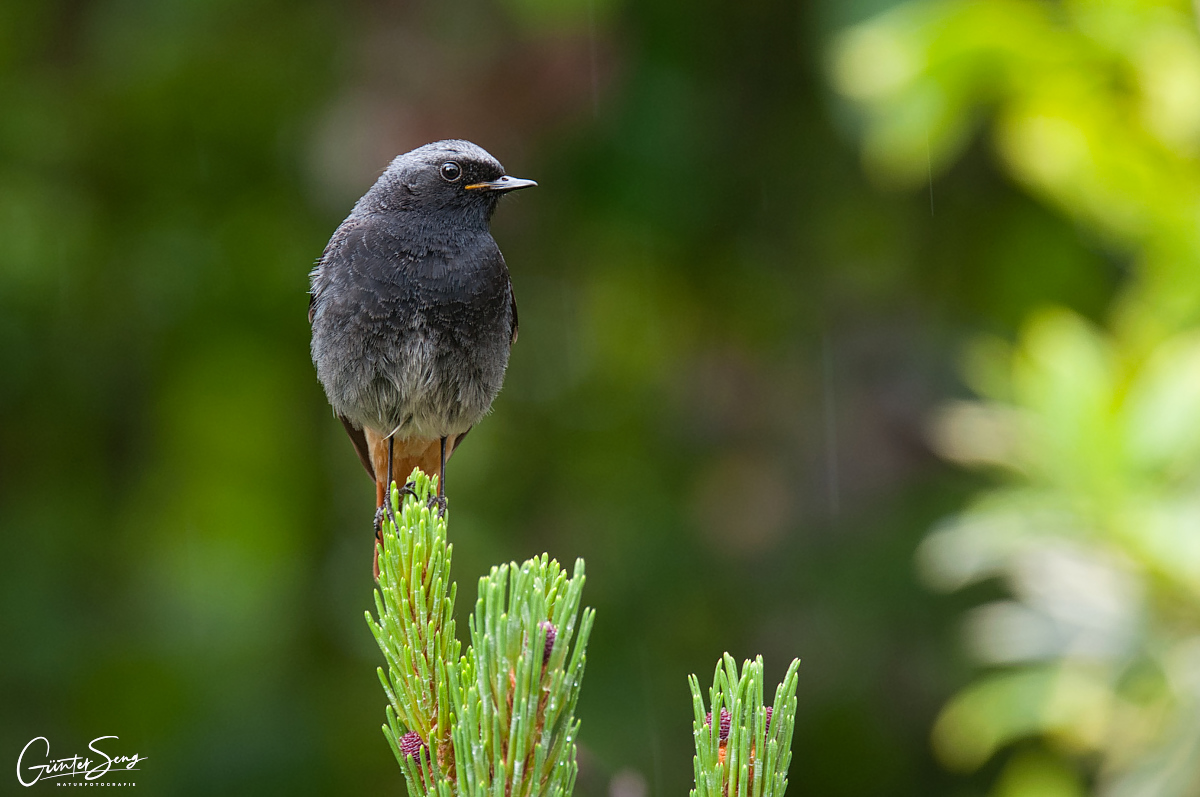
[
  {"left": 366, "top": 469, "right": 460, "bottom": 786},
  {"left": 689, "top": 654, "right": 801, "bottom": 797},
  {"left": 367, "top": 469, "right": 593, "bottom": 797},
  {"left": 449, "top": 556, "right": 593, "bottom": 797}
]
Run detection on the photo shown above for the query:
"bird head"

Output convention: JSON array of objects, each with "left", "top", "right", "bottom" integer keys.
[{"left": 363, "top": 140, "right": 536, "bottom": 226}]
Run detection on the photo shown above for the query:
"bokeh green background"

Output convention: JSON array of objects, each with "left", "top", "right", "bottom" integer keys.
[{"left": 4, "top": 0, "right": 1200, "bottom": 795}]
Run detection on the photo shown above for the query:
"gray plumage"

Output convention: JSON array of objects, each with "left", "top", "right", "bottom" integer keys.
[{"left": 309, "top": 140, "right": 529, "bottom": 455}]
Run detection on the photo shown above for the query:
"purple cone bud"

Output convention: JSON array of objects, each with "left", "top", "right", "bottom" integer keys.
[
  {"left": 704, "top": 709, "right": 731, "bottom": 741},
  {"left": 764, "top": 706, "right": 773, "bottom": 734},
  {"left": 539, "top": 621, "right": 557, "bottom": 665},
  {"left": 400, "top": 731, "right": 426, "bottom": 759}
]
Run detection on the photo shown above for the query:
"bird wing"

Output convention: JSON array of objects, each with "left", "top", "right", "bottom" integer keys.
[
  {"left": 509, "top": 287, "right": 519, "bottom": 345},
  {"left": 311, "top": 224, "right": 378, "bottom": 480},
  {"left": 308, "top": 228, "right": 349, "bottom": 325},
  {"left": 339, "top": 413, "right": 376, "bottom": 480}
]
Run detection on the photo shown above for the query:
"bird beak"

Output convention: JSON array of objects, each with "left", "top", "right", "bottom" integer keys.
[{"left": 464, "top": 175, "right": 538, "bottom": 193}]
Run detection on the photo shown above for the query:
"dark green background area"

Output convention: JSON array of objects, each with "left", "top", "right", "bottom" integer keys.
[{"left": 0, "top": 0, "right": 1113, "bottom": 794}]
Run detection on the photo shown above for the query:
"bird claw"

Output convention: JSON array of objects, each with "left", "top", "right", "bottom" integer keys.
[
  {"left": 427, "top": 494, "right": 447, "bottom": 518},
  {"left": 373, "top": 481, "right": 419, "bottom": 581},
  {"left": 375, "top": 482, "right": 419, "bottom": 530}
]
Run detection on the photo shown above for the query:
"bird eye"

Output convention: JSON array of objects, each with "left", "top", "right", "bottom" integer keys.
[{"left": 440, "top": 161, "right": 463, "bottom": 182}]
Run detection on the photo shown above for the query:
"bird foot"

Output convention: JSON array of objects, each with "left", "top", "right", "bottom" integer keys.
[
  {"left": 427, "top": 494, "right": 447, "bottom": 518},
  {"left": 374, "top": 482, "right": 419, "bottom": 532},
  {"left": 373, "top": 481, "right": 419, "bottom": 582}
]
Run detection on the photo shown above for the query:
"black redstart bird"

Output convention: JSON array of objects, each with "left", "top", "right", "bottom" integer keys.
[{"left": 308, "top": 140, "right": 534, "bottom": 574}]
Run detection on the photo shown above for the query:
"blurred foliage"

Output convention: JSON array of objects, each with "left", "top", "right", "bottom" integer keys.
[
  {"left": 836, "top": 0, "right": 1200, "bottom": 795},
  {"left": 1, "top": 0, "right": 1178, "bottom": 795},
  {"left": 834, "top": 0, "right": 1200, "bottom": 342},
  {"left": 923, "top": 310, "right": 1200, "bottom": 795}
]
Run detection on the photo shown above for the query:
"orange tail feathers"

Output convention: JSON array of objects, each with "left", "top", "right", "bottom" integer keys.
[{"left": 364, "top": 431, "right": 460, "bottom": 507}]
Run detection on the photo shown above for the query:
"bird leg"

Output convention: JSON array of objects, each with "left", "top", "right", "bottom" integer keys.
[
  {"left": 427, "top": 435, "right": 448, "bottom": 517},
  {"left": 374, "top": 435, "right": 420, "bottom": 579},
  {"left": 374, "top": 435, "right": 407, "bottom": 544}
]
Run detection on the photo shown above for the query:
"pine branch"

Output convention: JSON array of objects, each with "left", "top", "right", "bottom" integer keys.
[
  {"left": 690, "top": 655, "right": 801, "bottom": 797},
  {"left": 367, "top": 469, "right": 592, "bottom": 797},
  {"left": 368, "top": 469, "right": 800, "bottom": 797},
  {"left": 366, "top": 469, "right": 460, "bottom": 787},
  {"left": 449, "top": 556, "right": 593, "bottom": 797}
]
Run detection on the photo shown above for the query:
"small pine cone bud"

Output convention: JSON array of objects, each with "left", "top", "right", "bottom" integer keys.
[
  {"left": 539, "top": 621, "right": 557, "bottom": 665},
  {"left": 704, "top": 709, "right": 731, "bottom": 741},
  {"left": 400, "top": 731, "right": 426, "bottom": 760},
  {"left": 764, "top": 706, "right": 773, "bottom": 734}
]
